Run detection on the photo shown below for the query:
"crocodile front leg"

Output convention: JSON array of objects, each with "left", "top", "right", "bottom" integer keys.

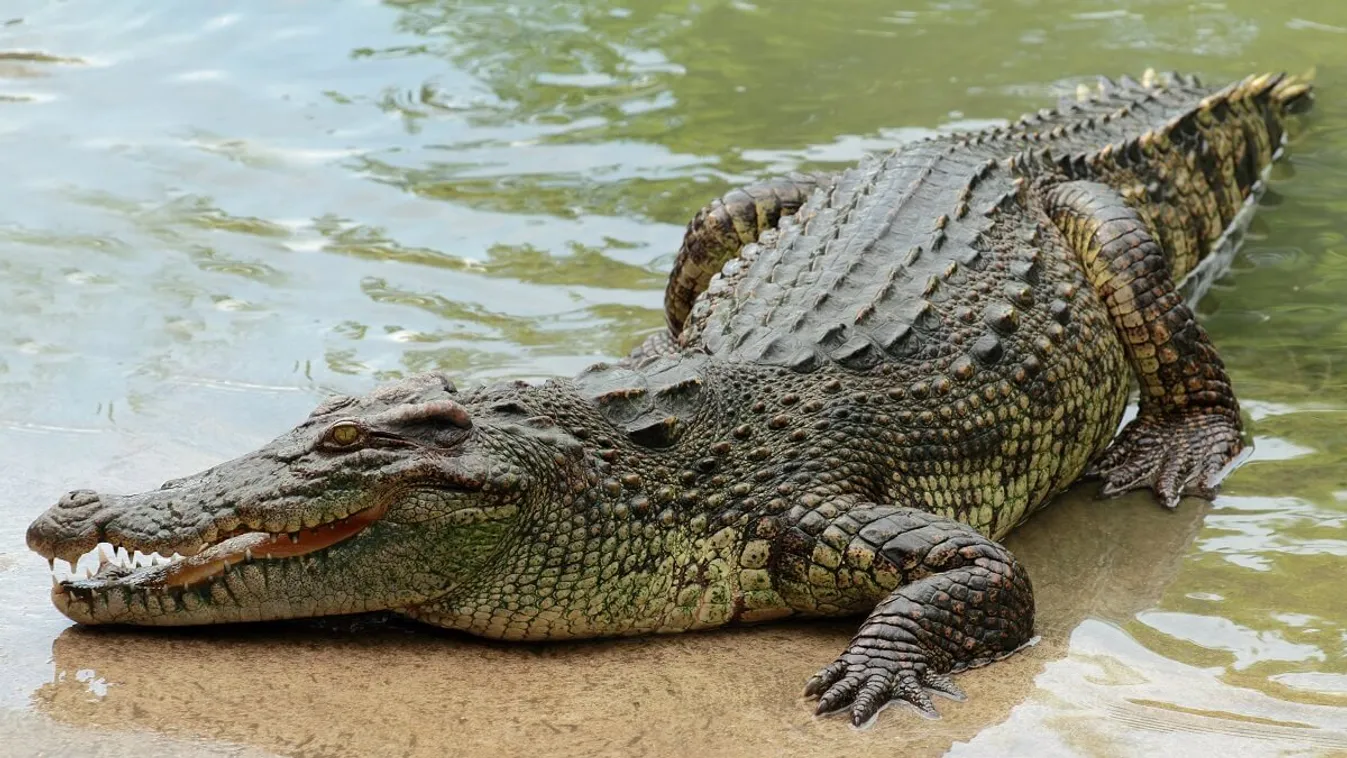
[
  {"left": 773, "top": 504, "right": 1034, "bottom": 727},
  {"left": 664, "top": 173, "right": 831, "bottom": 336},
  {"left": 1043, "top": 180, "right": 1243, "bottom": 509}
]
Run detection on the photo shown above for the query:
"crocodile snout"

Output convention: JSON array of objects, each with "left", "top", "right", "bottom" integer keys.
[{"left": 27, "top": 489, "right": 111, "bottom": 563}]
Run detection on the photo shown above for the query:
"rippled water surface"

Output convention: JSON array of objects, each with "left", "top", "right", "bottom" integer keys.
[{"left": 2, "top": 1, "right": 1347, "bottom": 756}]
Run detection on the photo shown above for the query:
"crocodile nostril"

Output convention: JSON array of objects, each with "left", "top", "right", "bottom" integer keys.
[{"left": 60, "top": 489, "right": 101, "bottom": 508}]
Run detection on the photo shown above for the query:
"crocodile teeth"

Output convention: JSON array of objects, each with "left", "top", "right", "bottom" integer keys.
[
  {"left": 50, "top": 501, "right": 390, "bottom": 594},
  {"left": 50, "top": 544, "right": 184, "bottom": 584}
]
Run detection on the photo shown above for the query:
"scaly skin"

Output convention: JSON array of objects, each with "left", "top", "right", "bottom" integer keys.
[
  {"left": 26, "top": 71, "right": 1312, "bottom": 727},
  {"left": 664, "top": 173, "right": 832, "bottom": 335}
]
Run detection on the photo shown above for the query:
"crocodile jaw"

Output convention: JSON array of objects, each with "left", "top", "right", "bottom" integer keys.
[
  {"left": 42, "top": 497, "right": 390, "bottom": 625},
  {"left": 28, "top": 476, "right": 400, "bottom": 626}
]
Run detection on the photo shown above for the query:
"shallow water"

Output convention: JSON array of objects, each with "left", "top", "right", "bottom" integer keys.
[{"left": 2, "top": 1, "right": 1347, "bottom": 756}]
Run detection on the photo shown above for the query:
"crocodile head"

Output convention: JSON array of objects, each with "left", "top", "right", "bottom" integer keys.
[{"left": 26, "top": 372, "right": 576, "bottom": 626}]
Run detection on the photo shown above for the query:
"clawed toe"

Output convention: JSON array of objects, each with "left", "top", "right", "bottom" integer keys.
[
  {"left": 803, "top": 660, "right": 847, "bottom": 699},
  {"left": 812, "top": 672, "right": 863, "bottom": 716},
  {"left": 893, "top": 676, "right": 940, "bottom": 722},
  {"left": 851, "top": 675, "right": 897, "bottom": 726},
  {"left": 921, "top": 673, "right": 966, "bottom": 702}
]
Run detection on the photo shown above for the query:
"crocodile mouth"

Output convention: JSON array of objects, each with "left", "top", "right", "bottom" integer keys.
[{"left": 50, "top": 500, "right": 389, "bottom": 602}]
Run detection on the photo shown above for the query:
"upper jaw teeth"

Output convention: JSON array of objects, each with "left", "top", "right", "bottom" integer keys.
[
  {"left": 47, "top": 507, "right": 373, "bottom": 589},
  {"left": 51, "top": 543, "right": 187, "bottom": 583},
  {"left": 58, "top": 520, "right": 320, "bottom": 575}
]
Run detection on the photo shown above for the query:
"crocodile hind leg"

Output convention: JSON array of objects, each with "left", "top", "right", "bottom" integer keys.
[
  {"left": 773, "top": 503, "right": 1034, "bottom": 727},
  {"left": 625, "top": 174, "right": 829, "bottom": 365},
  {"left": 664, "top": 173, "right": 831, "bottom": 336},
  {"left": 1043, "top": 180, "right": 1243, "bottom": 509}
]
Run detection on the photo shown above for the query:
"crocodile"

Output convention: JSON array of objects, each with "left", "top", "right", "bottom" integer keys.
[{"left": 27, "top": 71, "right": 1312, "bottom": 727}]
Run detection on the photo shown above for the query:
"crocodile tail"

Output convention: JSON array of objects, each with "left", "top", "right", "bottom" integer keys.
[
  {"left": 1021, "top": 72, "right": 1314, "bottom": 282},
  {"left": 1150, "top": 71, "right": 1313, "bottom": 280},
  {"left": 1250, "top": 72, "right": 1314, "bottom": 152},
  {"left": 1269, "top": 70, "right": 1315, "bottom": 115}
]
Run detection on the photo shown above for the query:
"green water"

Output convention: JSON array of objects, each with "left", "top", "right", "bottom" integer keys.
[{"left": 2, "top": 1, "right": 1346, "bottom": 756}]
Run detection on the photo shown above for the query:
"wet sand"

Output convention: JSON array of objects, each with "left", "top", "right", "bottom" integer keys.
[{"left": 2, "top": 709, "right": 279, "bottom": 758}]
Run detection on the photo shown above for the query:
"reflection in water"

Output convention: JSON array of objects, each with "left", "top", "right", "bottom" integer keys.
[
  {"left": 956, "top": 620, "right": 1347, "bottom": 757},
  {"left": 2, "top": 0, "right": 1347, "bottom": 756}
]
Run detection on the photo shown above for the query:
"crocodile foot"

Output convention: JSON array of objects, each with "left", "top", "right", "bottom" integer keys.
[
  {"left": 1088, "top": 410, "right": 1243, "bottom": 509},
  {"left": 805, "top": 635, "right": 967, "bottom": 728}
]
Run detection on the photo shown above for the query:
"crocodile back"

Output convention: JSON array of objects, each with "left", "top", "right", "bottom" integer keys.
[
  {"left": 679, "top": 72, "right": 1312, "bottom": 370},
  {"left": 681, "top": 142, "right": 1027, "bottom": 373}
]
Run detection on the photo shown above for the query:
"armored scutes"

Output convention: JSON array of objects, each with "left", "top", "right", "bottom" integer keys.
[{"left": 27, "top": 71, "right": 1313, "bottom": 727}]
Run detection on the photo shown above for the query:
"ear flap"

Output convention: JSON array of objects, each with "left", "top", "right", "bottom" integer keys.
[
  {"left": 308, "top": 393, "right": 356, "bottom": 418},
  {"left": 367, "top": 400, "right": 472, "bottom": 431}
]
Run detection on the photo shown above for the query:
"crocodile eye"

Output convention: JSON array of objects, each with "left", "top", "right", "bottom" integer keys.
[{"left": 323, "top": 421, "right": 363, "bottom": 448}]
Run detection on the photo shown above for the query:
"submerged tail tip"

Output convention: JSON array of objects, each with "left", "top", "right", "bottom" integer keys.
[
  {"left": 1250, "top": 70, "right": 1314, "bottom": 115},
  {"left": 1270, "top": 72, "right": 1315, "bottom": 114}
]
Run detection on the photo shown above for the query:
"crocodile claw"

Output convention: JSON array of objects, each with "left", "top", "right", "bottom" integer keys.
[
  {"left": 805, "top": 650, "right": 965, "bottom": 728},
  {"left": 1088, "top": 410, "right": 1242, "bottom": 509}
]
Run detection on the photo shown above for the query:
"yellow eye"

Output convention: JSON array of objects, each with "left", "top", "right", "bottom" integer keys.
[{"left": 326, "top": 422, "right": 362, "bottom": 447}]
